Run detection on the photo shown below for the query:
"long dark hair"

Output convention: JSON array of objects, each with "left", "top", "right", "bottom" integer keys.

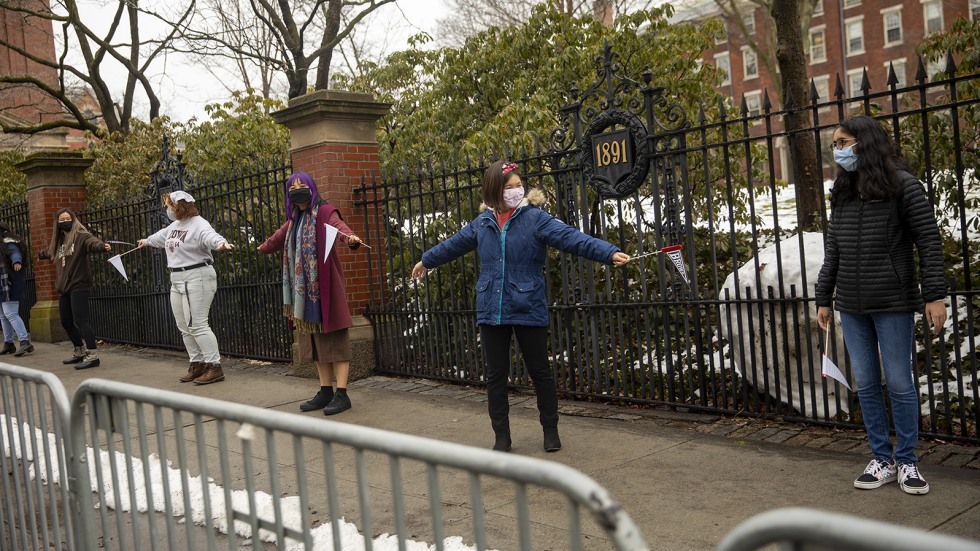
[
  {"left": 44, "top": 208, "right": 91, "bottom": 260},
  {"left": 830, "top": 115, "right": 913, "bottom": 205}
]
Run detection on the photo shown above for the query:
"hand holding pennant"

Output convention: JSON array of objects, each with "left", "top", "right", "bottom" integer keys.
[{"left": 821, "top": 326, "right": 851, "bottom": 391}]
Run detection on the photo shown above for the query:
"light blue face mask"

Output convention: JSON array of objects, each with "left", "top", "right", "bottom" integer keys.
[{"left": 833, "top": 145, "right": 858, "bottom": 172}]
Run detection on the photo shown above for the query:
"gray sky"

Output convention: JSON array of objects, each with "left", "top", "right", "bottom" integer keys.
[{"left": 67, "top": 0, "right": 449, "bottom": 124}]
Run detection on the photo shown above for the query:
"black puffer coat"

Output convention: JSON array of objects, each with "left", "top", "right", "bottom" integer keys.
[{"left": 815, "top": 170, "right": 946, "bottom": 313}]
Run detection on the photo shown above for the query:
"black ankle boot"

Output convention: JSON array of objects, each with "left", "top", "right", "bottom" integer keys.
[
  {"left": 0, "top": 342, "right": 14, "bottom": 355},
  {"left": 543, "top": 427, "right": 561, "bottom": 452},
  {"left": 493, "top": 432, "right": 512, "bottom": 452}
]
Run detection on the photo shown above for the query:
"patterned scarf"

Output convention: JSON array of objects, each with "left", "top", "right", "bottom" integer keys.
[{"left": 283, "top": 204, "right": 322, "bottom": 334}]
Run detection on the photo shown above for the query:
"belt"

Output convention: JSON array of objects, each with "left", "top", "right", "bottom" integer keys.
[{"left": 170, "top": 260, "right": 213, "bottom": 272}]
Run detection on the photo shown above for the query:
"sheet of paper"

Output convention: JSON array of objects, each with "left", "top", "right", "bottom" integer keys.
[
  {"left": 107, "top": 255, "right": 128, "bottom": 281},
  {"left": 323, "top": 223, "right": 338, "bottom": 263}
]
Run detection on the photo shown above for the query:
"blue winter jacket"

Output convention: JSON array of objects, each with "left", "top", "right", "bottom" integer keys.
[{"left": 421, "top": 189, "right": 620, "bottom": 327}]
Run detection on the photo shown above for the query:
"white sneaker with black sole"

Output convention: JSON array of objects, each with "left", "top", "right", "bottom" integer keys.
[
  {"left": 897, "top": 463, "right": 929, "bottom": 495},
  {"left": 854, "top": 458, "right": 897, "bottom": 489}
]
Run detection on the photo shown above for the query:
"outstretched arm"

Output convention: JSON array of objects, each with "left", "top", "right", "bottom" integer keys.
[
  {"left": 414, "top": 222, "right": 479, "bottom": 278},
  {"left": 258, "top": 222, "right": 290, "bottom": 254}
]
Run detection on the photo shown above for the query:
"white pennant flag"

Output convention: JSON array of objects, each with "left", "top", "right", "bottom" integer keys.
[
  {"left": 661, "top": 245, "right": 690, "bottom": 284},
  {"left": 821, "top": 328, "right": 851, "bottom": 390},
  {"left": 322, "top": 223, "right": 338, "bottom": 263},
  {"left": 107, "top": 255, "right": 128, "bottom": 281}
]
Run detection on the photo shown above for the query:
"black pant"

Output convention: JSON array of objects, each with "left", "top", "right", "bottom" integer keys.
[
  {"left": 59, "top": 291, "right": 96, "bottom": 350},
  {"left": 479, "top": 324, "right": 558, "bottom": 435}
]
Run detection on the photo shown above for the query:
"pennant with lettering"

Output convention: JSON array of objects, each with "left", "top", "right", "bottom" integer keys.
[
  {"left": 107, "top": 254, "right": 128, "bottom": 281},
  {"left": 661, "top": 244, "right": 690, "bottom": 284}
]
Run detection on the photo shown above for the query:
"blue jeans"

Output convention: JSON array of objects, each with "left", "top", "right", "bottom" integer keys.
[
  {"left": 839, "top": 311, "right": 919, "bottom": 465},
  {"left": 1, "top": 301, "right": 28, "bottom": 342}
]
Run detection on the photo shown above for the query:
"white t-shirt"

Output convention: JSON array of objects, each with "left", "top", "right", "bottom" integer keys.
[{"left": 145, "top": 216, "right": 227, "bottom": 268}]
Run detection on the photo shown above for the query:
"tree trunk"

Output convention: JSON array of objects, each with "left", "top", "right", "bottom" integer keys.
[
  {"left": 314, "top": 0, "right": 342, "bottom": 91},
  {"left": 771, "top": 0, "right": 822, "bottom": 230}
]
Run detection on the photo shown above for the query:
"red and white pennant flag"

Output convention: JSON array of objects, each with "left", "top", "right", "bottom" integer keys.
[{"left": 632, "top": 244, "right": 690, "bottom": 284}]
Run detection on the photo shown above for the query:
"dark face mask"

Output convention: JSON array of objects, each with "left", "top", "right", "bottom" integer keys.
[
  {"left": 289, "top": 187, "right": 313, "bottom": 205},
  {"left": 58, "top": 221, "right": 73, "bottom": 233}
]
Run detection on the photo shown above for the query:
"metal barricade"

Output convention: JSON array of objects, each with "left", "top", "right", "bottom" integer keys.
[
  {"left": 0, "top": 362, "right": 77, "bottom": 551},
  {"left": 69, "top": 378, "right": 649, "bottom": 551},
  {"left": 715, "top": 507, "right": 980, "bottom": 551}
]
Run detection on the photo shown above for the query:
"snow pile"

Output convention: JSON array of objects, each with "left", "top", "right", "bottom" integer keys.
[{"left": 2, "top": 415, "right": 495, "bottom": 551}]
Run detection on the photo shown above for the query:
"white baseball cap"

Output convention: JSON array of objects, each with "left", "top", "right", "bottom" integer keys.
[{"left": 169, "top": 190, "right": 195, "bottom": 203}]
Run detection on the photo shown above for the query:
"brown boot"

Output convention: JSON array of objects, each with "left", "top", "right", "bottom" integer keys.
[
  {"left": 179, "top": 362, "right": 206, "bottom": 383},
  {"left": 193, "top": 363, "right": 225, "bottom": 385}
]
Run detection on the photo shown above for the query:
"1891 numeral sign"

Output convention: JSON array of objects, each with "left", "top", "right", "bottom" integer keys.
[
  {"left": 580, "top": 110, "right": 648, "bottom": 199},
  {"left": 591, "top": 129, "right": 633, "bottom": 189},
  {"left": 595, "top": 137, "right": 629, "bottom": 167}
]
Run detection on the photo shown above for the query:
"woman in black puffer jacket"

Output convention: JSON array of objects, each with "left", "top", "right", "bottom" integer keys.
[{"left": 815, "top": 115, "right": 946, "bottom": 496}]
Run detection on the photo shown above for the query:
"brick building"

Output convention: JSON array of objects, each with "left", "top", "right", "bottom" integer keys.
[
  {"left": 673, "top": 0, "right": 979, "bottom": 181},
  {"left": 0, "top": 0, "right": 69, "bottom": 151}
]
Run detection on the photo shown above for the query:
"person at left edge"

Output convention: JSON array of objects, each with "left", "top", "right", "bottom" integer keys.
[
  {"left": 38, "top": 209, "right": 112, "bottom": 369},
  {"left": 0, "top": 221, "right": 31, "bottom": 357},
  {"left": 138, "top": 191, "right": 234, "bottom": 385}
]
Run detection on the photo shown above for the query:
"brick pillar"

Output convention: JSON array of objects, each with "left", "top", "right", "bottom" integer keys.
[
  {"left": 18, "top": 153, "right": 93, "bottom": 342},
  {"left": 272, "top": 90, "right": 391, "bottom": 379}
]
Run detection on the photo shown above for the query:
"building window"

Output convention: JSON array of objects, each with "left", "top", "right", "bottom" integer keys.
[
  {"left": 882, "top": 7, "right": 902, "bottom": 47},
  {"left": 744, "top": 91, "right": 762, "bottom": 118},
  {"left": 742, "top": 12, "right": 756, "bottom": 34},
  {"left": 812, "top": 75, "right": 831, "bottom": 104},
  {"left": 886, "top": 59, "right": 907, "bottom": 87},
  {"left": 847, "top": 68, "right": 865, "bottom": 97},
  {"left": 809, "top": 26, "right": 827, "bottom": 64},
  {"left": 714, "top": 53, "right": 732, "bottom": 85},
  {"left": 843, "top": 0, "right": 860, "bottom": 8},
  {"left": 971, "top": 0, "right": 980, "bottom": 20},
  {"left": 923, "top": 1, "right": 943, "bottom": 35},
  {"left": 813, "top": 0, "right": 824, "bottom": 15},
  {"left": 715, "top": 20, "right": 728, "bottom": 44},
  {"left": 742, "top": 46, "right": 759, "bottom": 79},
  {"left": 845, "top": 16, "right": 864, "bottom": 56}
]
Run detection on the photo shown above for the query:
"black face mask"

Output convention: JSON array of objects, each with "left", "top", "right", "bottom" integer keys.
[
  {"left": 58, "top": 221, "right": 73, "bottom": 233},
  {"left": 289, "top": 188, "right": 313, "bottom": 205}
]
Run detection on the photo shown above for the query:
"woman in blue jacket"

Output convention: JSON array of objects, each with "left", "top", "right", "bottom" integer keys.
[{"left": 413, "top": 161, "right": 630, "bottom": 453}]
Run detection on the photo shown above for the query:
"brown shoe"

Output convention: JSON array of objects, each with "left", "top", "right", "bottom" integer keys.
[
  {"left": 179, "top": 362, "right": 207, "bottom": 383},
  {"left": 193, "top": 363, "right": 225, "bottom": 385}
]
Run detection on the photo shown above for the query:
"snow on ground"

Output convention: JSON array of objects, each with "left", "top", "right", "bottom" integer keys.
[{"left": 1, "top": 415, "right": 493, "bottom": 551}]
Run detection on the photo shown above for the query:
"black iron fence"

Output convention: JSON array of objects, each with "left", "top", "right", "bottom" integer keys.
[
  {"left": 357, "top": 49, "right": 979, "bottom": 444},
  {"left": 0, "top": 200, "right": 34, "bottom": 331},
  {"left": 82, "top": 161, "right": 293, "bottom": 362}
]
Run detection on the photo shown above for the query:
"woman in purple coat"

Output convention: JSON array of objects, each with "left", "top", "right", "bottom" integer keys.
[{"left": 259, "top": 172, "right": 362, "bottom": 415}]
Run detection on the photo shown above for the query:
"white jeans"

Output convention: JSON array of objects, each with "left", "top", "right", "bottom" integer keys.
[{"left": 169, "top": 265, "right": 220, "bottom": 364}]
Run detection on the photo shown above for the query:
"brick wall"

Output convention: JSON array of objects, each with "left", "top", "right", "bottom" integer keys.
[{"left": 0, "top": 0, "right": 64, "bottom": 125}]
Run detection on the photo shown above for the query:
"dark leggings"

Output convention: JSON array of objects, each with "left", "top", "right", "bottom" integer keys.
[
  {"left": 479, "top": 324, "right": 558, "bottom": 435},
  {"left": 59, "top": 291, "right": 96, "bottom": 350}
]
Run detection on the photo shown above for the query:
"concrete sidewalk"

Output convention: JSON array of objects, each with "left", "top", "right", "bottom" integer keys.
[{"left": 5, "top": 341, "right": 979, "bottom": 549}]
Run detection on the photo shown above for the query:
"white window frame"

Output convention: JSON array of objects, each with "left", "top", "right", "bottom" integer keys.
[
  {"left": 971, "top": 0, "right": 980, "bottom": 21},
  {"left": 715, "top": 20, "right": 728, "bottom": 44},
  {"left": 809, "top": 25, "right": 827, "bottom": 64},
  {"left": 744, "top": 90, "right": 763, "bottom": 118},
  {"left": 813, "top": 0, "right": 824, "bottom": 15},
  {"left": 881, "top": 6, "right": 903, "bottom": 48},
  {"left": 742, "top": 46, "right": 759, "bottom": 80},
  {"left": 846, "top": 68, "right": 865, "bottom": 98},
  {"left": 742, "top": 12, "right": 756, "bottom": 34},
  {"left": 812, "top": 74, "right": 831, "bottom": 111},
  {"left": 844, "top": 16, "right": 865, "bottom": 56},
  {"left": 922, "top": 0, "right": 943, "bottom": 35},
  {"left": 714, "top": 52, "right": 732, "bottom": 85},
  {"left": 884, "top": 58, "right": 907, "bottom": 87},
  {"left": 843, "top": 0, "right": 861, "bottom": 8}
]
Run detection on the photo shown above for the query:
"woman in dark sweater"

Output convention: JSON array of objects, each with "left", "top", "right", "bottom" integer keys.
[
  {"left": 815, "top": 116, "right": 946, "bottom": 495},
  {"left": 38, "top": 209, "right": 111, "bottom": 369},
  {"left": 0, "top": 221, "right": 31, "bottom": 356}
]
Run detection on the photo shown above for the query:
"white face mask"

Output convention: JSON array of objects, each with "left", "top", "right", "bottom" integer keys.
[
  {"left": 166, "top": 207, "right": 177, "bottom": 221},
  {"left": 502, "top": 187, "right": 525, "bottom": 210}
]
